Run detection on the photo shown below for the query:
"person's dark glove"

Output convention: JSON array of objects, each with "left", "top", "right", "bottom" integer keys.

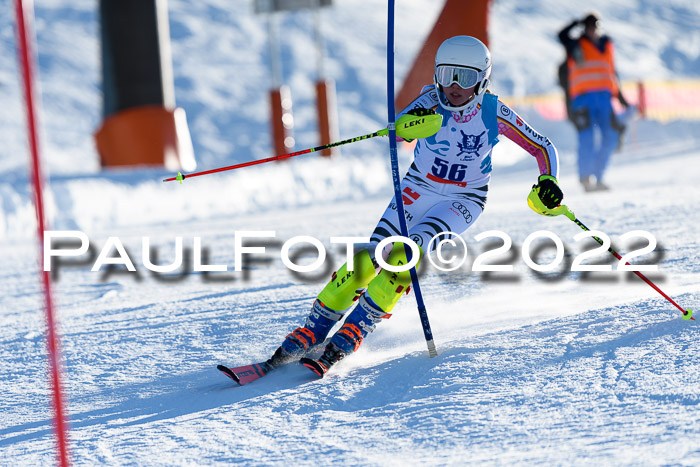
[{"left": 534, "top": 175, "right": 563, "bottom": 209}]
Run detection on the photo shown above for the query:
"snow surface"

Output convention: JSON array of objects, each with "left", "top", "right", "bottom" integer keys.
[{"left": 1, "top": 0, "right": 699, "bottom": 465}]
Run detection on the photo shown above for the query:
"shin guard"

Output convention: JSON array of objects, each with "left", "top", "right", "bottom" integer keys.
[
  {"left": 365, "top": 242, "right": 421, "bottom": 314},
  {"left": 317, "top": 249, "right": 376, "bottom": 312},
  {"left": 310, "top": 243, "right": 421, "bottom": 372}
]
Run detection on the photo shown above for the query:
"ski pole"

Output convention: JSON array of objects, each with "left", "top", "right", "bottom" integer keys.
[
  {"left": 527, "top": 189, "right": 694, "bottom": 320},
  {"left": 163, "top": 112, "right": 442, "bottom": 183},
  {"left": 568, "top": 213, "right": 693, "bottom": 320}
]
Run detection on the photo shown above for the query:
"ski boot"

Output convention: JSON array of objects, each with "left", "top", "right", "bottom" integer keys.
[
  {"left": 266, "top": 299, "right": 345, "bottom": 368},
  {"left": 301, "top": 293, "right": 391, "bottom": 377},
  {"left": 300, "top": 342, "right": 346, "bottom": 377},
  {"left": 267, "top": 249, "right": 377, "bottom": 369}
]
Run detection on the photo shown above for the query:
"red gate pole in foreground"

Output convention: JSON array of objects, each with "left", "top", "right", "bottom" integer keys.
[{"left": 14, "top": 0, "right": 70, "bottom": 465}]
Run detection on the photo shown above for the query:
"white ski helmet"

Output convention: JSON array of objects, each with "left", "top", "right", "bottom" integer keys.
[{"left": 433, "top": 36, "right": 492, "bottom": 111}]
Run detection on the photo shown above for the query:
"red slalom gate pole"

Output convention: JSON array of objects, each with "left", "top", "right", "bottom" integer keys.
[{"left": 14, "top": 0, "right": 70, "bottom": 465}]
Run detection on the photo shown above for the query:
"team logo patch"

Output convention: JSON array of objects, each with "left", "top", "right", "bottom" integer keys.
[{"left": 456, "top": 130, "right": 485, "bottom": 161}]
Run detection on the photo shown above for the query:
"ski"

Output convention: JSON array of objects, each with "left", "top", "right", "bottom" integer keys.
[
  {"left": 299, "top": 357, "right": 328, "bottom": 378},
  {"left": 217, "top": 362, "right": 272, "bottom": 386},
  {"left": 218, "top": 339, "right": 333, "bottom": 385}
]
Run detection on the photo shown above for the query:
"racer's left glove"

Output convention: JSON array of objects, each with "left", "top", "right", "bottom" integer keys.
[
  {"left": 398, "top": 108, "right": 437, "bottom": 143},
  {"left": 534, "top": 175, "right": 563, "bottom": 209}
]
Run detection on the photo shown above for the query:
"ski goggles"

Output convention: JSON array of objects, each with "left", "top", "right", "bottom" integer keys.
[{"left": 435, "top": 65, "right": 483, "bottom": 89}]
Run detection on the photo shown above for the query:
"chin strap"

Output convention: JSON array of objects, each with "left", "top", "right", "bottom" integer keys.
[{"left": 475, "top": 78, "right": 490, "bottom": 96}]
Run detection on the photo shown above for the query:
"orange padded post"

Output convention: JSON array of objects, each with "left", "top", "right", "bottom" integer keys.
[
  {"left": 315, "top": 79, "right": 338, "bottom": 156},
  {"left": 269, "top": 85, "right": 294, "bottom": 156},
  {"left": 637, "top": 81, "right": 647, "bottom": 118},
  {"left": 395, "top": 0, "right": 491, "bottom": 112},
  {"left": 94, "top": 105, "right": 195, "bottom": 171}
]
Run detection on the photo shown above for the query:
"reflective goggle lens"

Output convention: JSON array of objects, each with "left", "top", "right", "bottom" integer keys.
[{"left": 436, "top": 65, "right": 480, "bottom": 89}]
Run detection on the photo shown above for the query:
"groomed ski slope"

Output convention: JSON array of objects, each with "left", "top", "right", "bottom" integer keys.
[{"left": 1, "top": 131, "right": 698, "bottom": 465}]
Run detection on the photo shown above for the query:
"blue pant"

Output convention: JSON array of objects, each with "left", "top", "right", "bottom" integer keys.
[{"left": 572, "top": 91, "right": 620, "bottom": 182}]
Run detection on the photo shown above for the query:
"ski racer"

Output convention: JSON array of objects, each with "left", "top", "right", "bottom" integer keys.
[{"left": 260, "top": 36, "right": 565, "bottom": 377}]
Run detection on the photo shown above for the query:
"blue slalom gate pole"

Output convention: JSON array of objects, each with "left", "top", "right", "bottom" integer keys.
[{"left": 386, "top": 0, "right": 438, "bottom": 357}]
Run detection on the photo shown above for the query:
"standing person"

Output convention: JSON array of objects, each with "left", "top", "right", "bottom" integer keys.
[
  {"left": 558, "top": 12, "right": 631, "bottom": 192},
  {"left": 223, "top": 36, "right": 564, "bottom": 380}
]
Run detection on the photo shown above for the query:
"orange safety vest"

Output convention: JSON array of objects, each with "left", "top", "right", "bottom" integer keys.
[{"left": 567, "top": 37, "right": 618, "bottom": 99}]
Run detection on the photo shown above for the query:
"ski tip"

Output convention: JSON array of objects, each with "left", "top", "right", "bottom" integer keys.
[
  {"left": 300, "top": 357, "right": 326, "bottom": 378},
  {"left": 218, "top": 362, "right": 271, "bottom": 385},
  {"left": 217, "top": 364, "right": 241, "bottom": 385}
]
